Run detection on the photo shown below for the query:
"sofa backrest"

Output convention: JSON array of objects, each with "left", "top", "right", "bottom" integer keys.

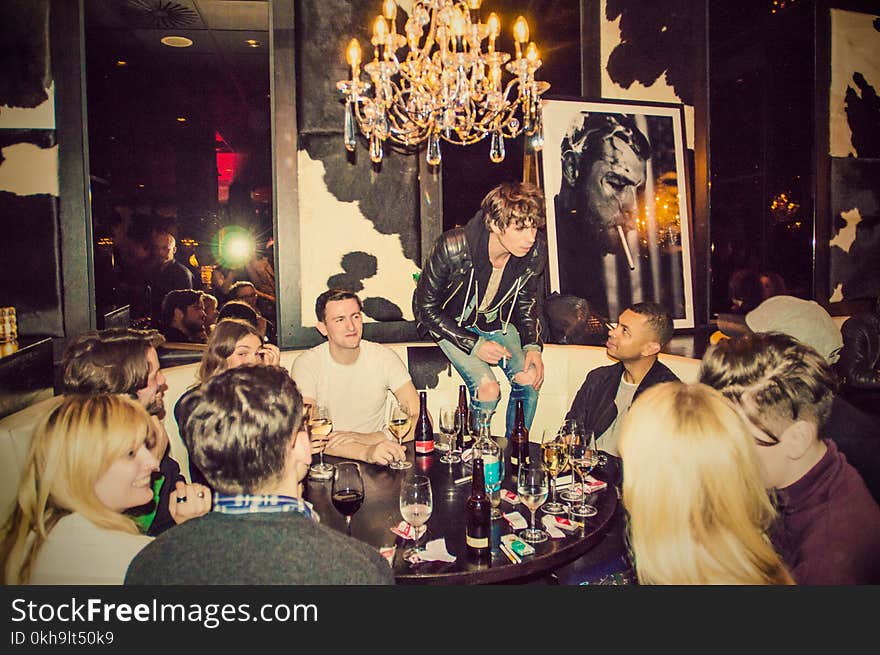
[
  {"left": 161, "top": 343, "right": 700, "bottom": 482},
  {"left": 0, "top": 343, "right": 701, "bottom": 521}
]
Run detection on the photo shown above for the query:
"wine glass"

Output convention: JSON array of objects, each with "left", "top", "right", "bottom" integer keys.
[
  {"left": 568, "top": 430, "right": 599, "bottom": 519},
  {"left": 399, "top": 475, "right": 433, "bottom": 559},
  {"left": 308, "top": 404, "right": 335, "bottom": 481},
  {"left": 541, "top": 429, "right": 568, "bottom": 515},
  {"left": 558, "top": 420, "right": 583, "bottom": 503},
  {"left": 517, "top": 463, "right": 549, "bottom": 544},
  {"left": 387, "top": 400, "right": 413, "bottom": 470},
  {"left": 331, "top": 462, "right": 364, "bottom": 536},
  {"left": 438, "top": 406, "right": 461, "bottom": 464}
]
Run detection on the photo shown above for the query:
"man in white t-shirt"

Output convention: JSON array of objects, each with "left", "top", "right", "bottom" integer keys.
[{"left": 291, "top": 289, "right": 418, "bottom": 465}]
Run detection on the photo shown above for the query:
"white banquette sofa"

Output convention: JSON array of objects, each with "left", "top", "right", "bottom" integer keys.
[{"left": 0, "top": 343, "right": 701, "bottom": 523}]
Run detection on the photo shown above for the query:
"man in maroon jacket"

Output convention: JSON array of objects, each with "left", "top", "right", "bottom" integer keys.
[{"left": 700, "top": 332, "right": 880, "bottom": 584}]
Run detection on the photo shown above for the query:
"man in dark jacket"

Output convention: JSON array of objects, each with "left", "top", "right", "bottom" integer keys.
[
  {"left": 565, "top": 302, "right": 677, "bottom": 457},
  {"left": 413, "top": 181, "right": 547, "bottom": 437}
]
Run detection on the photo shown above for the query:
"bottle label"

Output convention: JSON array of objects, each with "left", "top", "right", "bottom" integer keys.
[
  {"left": 510, "top": 454, "right": 519, "bottom": 467},
  {"left": 484, "top": 455, "right": 501, "bottom": 491},
  {"left": 466, "top": 534, "right": 489, "bottom": 548},
  {"left": 415, "top": 439, "right": 434, "bottom": 454}
]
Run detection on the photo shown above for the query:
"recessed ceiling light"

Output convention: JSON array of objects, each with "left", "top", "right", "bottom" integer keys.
[
  {"left": 115, "top": 60, "right": 128, "bottom": 67},
  {"left": 245, "top": 39, "right": 260, "bottom": 48},
  {"left": 137, "top": 184, "right": 145, "bottom": 188},
  {"left": 160, "top": 35, "right": 193, "bottom": 48},
  {"left": 176, "top": 116, "right": 187, "bottom": 123}
]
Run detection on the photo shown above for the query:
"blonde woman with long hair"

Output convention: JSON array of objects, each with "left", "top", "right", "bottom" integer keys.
[
  {"left": 618, "top": 382, "right": 793, "bottom": 585},
  {"left": 3, "top": 395, "right": 164, "bottom": 584}
]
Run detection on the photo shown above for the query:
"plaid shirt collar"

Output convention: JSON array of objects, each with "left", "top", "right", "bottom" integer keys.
[{"left": 213, "top": 493, "right": 320, "bottom": 523}]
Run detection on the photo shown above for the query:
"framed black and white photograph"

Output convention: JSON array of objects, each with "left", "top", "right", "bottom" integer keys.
[{"left": 541, "top": 98, "right": 695, "bottom": 329}]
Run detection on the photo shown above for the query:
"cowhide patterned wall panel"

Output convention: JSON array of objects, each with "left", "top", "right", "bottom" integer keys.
[
  {"left": 296, "top": 0, "right": 422, "bottom": 329},
  {"left": 0, "top": 0, "right": 64, "bottom": 337},
  {"left": 828, "top": 8, "right": 880, "bottom": 303},
  {"left": 600, "top": 0, "right": 697, "bottom": 150}
]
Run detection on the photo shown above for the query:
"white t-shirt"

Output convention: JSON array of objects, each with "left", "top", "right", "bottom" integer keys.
[
  {"left": 290, "top": 340, "right": 412, "bottom": 434},
  {"left": 598, "top": 375, "right": 639, "bottom": 457},
  {"left": 28, "top": 513, "right": 152, "bottom": 585}
]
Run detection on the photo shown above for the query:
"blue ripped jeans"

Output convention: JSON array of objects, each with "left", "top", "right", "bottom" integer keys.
[{"left": 438, "top": 325, "right": 539, "bottom": 438}]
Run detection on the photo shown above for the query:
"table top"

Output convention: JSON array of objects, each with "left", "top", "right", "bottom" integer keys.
[{"left": 305, "top": 438, "right": 620, "bottom": 585}]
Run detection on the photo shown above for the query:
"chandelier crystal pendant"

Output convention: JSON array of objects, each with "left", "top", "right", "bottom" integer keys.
[{"left": 336, "top": 0, "right": 550, "bottom": 165}]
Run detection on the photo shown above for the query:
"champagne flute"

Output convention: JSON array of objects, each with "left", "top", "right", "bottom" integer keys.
[
  {"left": 387, "top": 400, "right": 413, "bottom": 470},
  {"left": 517, "top": 463, "right": 549, "bottom": 544},
  {"left": 569, "top": 430, "right": 599, "bottom": 519},
  {"left": 399, "top": 475, "right": 433, "bottom": 559},
  {"left": 331, "top": 462, "right": 364, "bottom": 536},
  {"left": 541, "top": 430, "right": 568, "bottom": 515},
  {"left": 558, "top": 420, "right": 584, "bottom": 503},
  {"left": 438, "top": 406, "right": 461, "bottom": 464},
  {"left": 308, "top": 404, "right": 335, "bottom": 481}
]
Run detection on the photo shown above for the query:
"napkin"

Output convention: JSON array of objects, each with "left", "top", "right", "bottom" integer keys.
[{"left": 406, "top": 538, "right": 456, "bottom": 564}]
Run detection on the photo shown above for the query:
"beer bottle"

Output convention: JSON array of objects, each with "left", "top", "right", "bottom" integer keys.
[
  {"left": 455, "top": 385, "right": 469, "bottom": 450},
  {"left": 413, "top": 390, "right": 434, "bottom": 455},
  {"left": 509, "top": 399, "right": 530, "bottom": 470},
  {"left": 465, "top": 448, "right": 491, "bottom": 557}
]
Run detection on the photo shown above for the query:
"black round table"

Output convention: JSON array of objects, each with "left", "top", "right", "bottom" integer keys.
[{"left": 305, "top": 438, "right": 620, "bottom": 585}]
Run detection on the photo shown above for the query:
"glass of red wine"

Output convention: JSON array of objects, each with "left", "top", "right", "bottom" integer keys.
[{"left": 331, "top": 462, "right": 364, "bottom": 536}]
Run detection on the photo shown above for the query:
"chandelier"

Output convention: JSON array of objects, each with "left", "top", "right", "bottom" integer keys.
[{"left": 336, "top": 0, "right": 549, "bottom": 165}]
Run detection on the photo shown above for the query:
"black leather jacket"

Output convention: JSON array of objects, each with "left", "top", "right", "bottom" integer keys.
[
  {"left": 412, "top": 212, "right": 546, "bottom": 354},
  {"left": 839, "top": 311, "right": 880, "bottom": 389}
]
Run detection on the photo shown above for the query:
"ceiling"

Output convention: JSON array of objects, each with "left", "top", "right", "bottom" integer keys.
[
  {"left": 84, "top": 0, "right": 270, "bottom": 129},
  {"left": 83, "top": 0, "right": 272, "bottom": 209}
]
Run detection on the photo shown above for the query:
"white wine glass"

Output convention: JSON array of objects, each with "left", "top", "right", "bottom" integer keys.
[
  {"left": 517, "top": 463, "right": 549, "bottom": 544},
  {"left": 438, "top": 406, "right": 461, "bottom": 464},
  {"left": 558, "top": 420, "right": 583, "bottom": 503},
  {"left": 568, "top": 430, "right": 599, "bottom": 519},
  {"left": 541, "top": 429, "right": 568, "bottom": 515},
  {"left": 387, "top": 400, "right": 413, "bottom": 470},
  {"left": 308, "top": 404, "right": 335, "bottom": 481},
  {"left": 399, "top": 475, "right": 433, "bottom": 559}
]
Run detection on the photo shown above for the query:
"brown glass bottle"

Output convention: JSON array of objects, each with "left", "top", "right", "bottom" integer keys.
[
  {"left": 508, "top": 399, "right": 530, "bottom": 471},
  {"left": 413, "top": 390, "right": 434, "bottom": 455},
  {"left": 455, "top": 385, "right": 469, "bottom": 450},
  {"left": 465, "top": 451, "right": 491, "bottom": 557}
]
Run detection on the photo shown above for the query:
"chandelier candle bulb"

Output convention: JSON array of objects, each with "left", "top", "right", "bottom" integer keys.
[{"left": 337, "top": 1, "right": 548, "bottom": 164}]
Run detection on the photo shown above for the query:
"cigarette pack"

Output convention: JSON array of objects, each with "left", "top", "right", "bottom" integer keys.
[
  {"left": 499, "top": 489, "right": 520, "bottom": 504},
  {"left": 549, "top": 515, "right": 581, "bottom": 532},
  {"left": 502, "top": 511, "right": 528, "bottom": 530},
  {"left": 501, "top": 533, "right": 535, "bottom": 557}
]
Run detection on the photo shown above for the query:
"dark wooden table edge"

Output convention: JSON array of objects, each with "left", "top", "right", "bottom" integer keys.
[{"left": 393, "top": 492, "right": 619, "bottom": 585}]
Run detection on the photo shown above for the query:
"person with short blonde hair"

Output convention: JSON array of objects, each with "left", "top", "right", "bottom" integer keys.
[
  {"left": 619, "top": 382, "right": 793, "bottom": 585},
  {"left": 1, "top": 394, "right": 207, "bottom": 585}
]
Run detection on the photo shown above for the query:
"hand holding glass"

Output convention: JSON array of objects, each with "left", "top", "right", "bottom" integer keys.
[
  {"left": 399, "top": 475, "right": 433, "bottom": 559},
  {"left": 517, "top": 464, "right": 549, "bottom": 543},
  {"left": 308, "top": 404, "right": 335, "bottom": 481},
  {"left": 387, "top": 400, "right": 413, "bottom": 470},
  {"left": 331, "top": 462, "right": 364, "bottom": 535}
]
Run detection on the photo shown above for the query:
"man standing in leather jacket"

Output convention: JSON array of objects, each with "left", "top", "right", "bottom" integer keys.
[{"left": 413, "top": 182, "right": 547, "bottom": 437}]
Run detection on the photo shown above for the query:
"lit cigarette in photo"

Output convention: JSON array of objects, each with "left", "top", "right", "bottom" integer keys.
[{"left": 617, "top": 225, "right": 635, "bottom": 270}]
